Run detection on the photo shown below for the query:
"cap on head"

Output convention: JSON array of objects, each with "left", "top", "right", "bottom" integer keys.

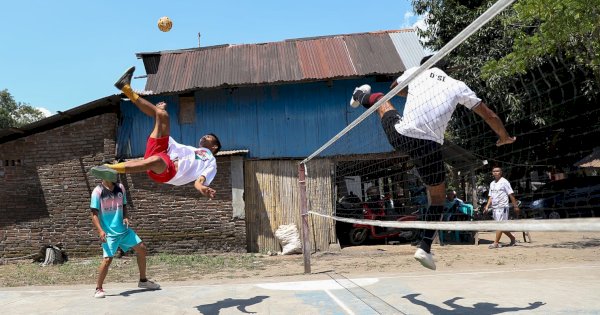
[{"left": 98, "top": 172, "right": 118, "bottom": 183}]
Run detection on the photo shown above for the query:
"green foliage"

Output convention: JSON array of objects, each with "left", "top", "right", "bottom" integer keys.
[
  {"left": 0, "top": 89, "right": 46, "bottom": 129},
  {"left": 482, "top": 0, "right": 600, "bottom": 80},
  {"left": 409, "top": 0, "right": 599, "bottom": 180}
]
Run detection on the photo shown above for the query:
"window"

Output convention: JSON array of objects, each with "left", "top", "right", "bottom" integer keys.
[{"left": 179, "top": 96, "right": 196, "bottom": 124}]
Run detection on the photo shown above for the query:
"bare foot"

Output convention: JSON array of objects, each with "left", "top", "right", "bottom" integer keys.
[
  {"left": 156, "top": 101, "right": 167, "bottom": 110},
  {"left": 496, "top": 136, "right": 516, "bottom": 146}
]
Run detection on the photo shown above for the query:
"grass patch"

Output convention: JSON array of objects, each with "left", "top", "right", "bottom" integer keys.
[{"left": 0, "top": 253, "right": 266, "bottom": 287}]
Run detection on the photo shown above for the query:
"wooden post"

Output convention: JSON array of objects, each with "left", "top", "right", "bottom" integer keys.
[
  {"left": 470, "top": 169, "right": 479, "bottom": 244},
  {"left": 298, "top": 163, "right": 311, "bottom": 274}
]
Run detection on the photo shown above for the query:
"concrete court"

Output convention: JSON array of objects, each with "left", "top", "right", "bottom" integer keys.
[{"left": 1, "top": 264, "right": 599, "bottom": 315}]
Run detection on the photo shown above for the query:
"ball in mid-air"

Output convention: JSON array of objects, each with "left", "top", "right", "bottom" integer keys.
[{"left": 158, "top": 16, "right": 172, "bottom": 32}]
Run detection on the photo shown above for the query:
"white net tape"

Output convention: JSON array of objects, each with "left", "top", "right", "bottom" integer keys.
[{"left": 309, "top": 211, "right": 600, "bottom": 232}]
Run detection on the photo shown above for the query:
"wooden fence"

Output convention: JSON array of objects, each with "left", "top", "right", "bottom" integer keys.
[{"left": 244, "top": 159, "right": 335, "bottom": 253}]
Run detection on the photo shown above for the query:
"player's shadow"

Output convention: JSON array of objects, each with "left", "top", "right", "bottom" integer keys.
[
  {"left": 107, "top": 288, "right": 162, "bottom": 297},
  {"left": 543, "top": 238, "right": 600, "bottom": 249},
  {"left": 403, "top": 294, "right": 545, "bottom": 315},
  {"left": 196, "top": 295, "right": 269, "bottom": 315}
]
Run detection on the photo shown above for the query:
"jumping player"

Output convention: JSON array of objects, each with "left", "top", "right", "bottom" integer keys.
[
  {"left": 349, "top": 55, "right": 516, "bottom": 270},
  {"left": 91, "top": 67, "right": 221, "bottom": 199}
]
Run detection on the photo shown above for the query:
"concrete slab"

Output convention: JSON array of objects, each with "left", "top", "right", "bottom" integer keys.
[{"left": 1, "top": 264, "right": 599, "bottom": 314}]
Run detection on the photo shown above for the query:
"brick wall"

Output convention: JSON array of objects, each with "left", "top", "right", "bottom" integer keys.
[{"left": 0, "top": 113, "right": 246, "bottom": 258}]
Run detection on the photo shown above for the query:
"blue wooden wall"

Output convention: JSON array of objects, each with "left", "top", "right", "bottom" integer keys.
[{"left": 118, "top": 78, "right": 406, "bottom": 159}]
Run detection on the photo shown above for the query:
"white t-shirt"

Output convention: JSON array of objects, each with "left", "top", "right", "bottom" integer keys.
[
  {"left": 394, "top": 67, "right": 482, "bottom": 144},
  {"left": 165, "top": 137, "right": 217, "bottom": 186},
  {"left": 489, "top": 177, "right": 514, "bottom": 208}
]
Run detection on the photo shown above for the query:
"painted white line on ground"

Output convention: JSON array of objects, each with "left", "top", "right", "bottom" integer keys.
[
  {"left": 324, "top": 289, "right": 355, "bottom": 315},
  {"left": 256, "top": 278, "right": 379, "bottom": 291}
]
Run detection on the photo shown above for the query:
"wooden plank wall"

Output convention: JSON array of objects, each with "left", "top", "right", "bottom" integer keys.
[
  {"left": 244, "top": 159, "right": 334, "bottom": 253},
  {"left": 305, "top": 159, "right": 336, "bottom": 252}
]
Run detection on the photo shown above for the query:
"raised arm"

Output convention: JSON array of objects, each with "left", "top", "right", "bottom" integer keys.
[
  {"left": 472, "top": 102, "right": 516, "bottom": 146},
  {"left": 194, "top": 175, "right": 216, "bottom": 199}
]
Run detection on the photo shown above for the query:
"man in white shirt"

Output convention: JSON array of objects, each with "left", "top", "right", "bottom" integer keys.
[
  {"left": 349, "top": 55, "right": 516, "bottom": 270},
  {"left": 484, "top": 167, "right": 520, "bottom": 248},
  {"left": 91, "top": 67, "right": 220, "bottom": 199}
]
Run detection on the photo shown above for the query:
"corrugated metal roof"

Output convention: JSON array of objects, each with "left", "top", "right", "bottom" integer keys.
[
  {"left": 389, "top": 31, "right": 427, "bottom": 69},
  {"left": 137, "top": 29, "right": 424, "bottom": 94},
  {"left": 297, "top": 37, "right": 355, "bottom": 79}
]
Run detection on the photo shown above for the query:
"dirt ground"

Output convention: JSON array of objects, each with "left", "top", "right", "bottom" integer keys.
[
  {"left": 1, "top": 231, "right": 599, "bottom": 287},
  {"left": 238, "top": 231, "right": 600, "bottom": 279}
]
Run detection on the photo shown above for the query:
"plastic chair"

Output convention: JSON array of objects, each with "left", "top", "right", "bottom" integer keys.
[{"left": 439, "top": 204, "right": 474, "bottom": 244}]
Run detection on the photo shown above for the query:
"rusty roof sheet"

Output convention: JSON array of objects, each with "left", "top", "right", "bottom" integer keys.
[{"left": 137, "top": 29, "right": 423, "bottom": 94}]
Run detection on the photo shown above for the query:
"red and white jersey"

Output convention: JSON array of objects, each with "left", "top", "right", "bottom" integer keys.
[
  {"left": 394, "top": 67, "right": 482, "bottom": 144},
  {"left": 166, "top": 137, "right": 217, "bottom": 186}
]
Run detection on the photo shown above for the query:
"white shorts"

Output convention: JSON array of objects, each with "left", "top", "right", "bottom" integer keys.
[{"left": 493, "top": 207, "right": 509, "bottom": 221}]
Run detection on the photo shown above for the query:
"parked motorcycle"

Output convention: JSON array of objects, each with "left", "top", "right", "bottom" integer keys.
[{"left": 347, "top": 197, "right": 418, "bottom": 246}]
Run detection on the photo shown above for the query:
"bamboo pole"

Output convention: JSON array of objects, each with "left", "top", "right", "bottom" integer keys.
[{"left": 298, "top": 162, "right": 311, "bottom": 274}]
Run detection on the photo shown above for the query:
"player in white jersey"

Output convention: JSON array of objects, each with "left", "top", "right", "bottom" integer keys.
[
  {"left": 483, "top": 167, "right": 520, "bottom": 248},
  {"left": 349, "top": 55, "right": 516, "bottom": 270},
  {"left": 91, "top": 67, "right": 221, "bottom": 199}
]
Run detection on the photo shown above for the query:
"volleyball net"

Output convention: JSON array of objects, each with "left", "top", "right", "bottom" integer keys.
[{"left": 298, "top": 0, "right": 600, "bottom": 256}]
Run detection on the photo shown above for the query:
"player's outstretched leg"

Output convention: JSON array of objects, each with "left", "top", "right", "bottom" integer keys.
[
  {"left": 114, "top": 66, "right": 163, "bottom": 119},
  {"left": 349, "top": 84, "right": 395, "bottom": 118},
  {"left": 349, "top": 84, "right": 372, "bottom": 108}
]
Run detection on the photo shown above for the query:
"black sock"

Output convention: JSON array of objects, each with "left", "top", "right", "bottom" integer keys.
[
  {"left": 140, "top": 278, "right": 147, "bottom": 282},
  {"left": 353, "top": 90, "right": 373, "bottom": 108},
  {"left": 418, "top": 205, "right": 445, "bottom": 253}
]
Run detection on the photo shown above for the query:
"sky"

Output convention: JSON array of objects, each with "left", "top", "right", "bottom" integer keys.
[{"left": 1, "top": 0, "right": 423, "bottom": 117}]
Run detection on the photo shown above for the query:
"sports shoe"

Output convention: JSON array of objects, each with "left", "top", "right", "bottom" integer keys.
[
  {"left": 94, "top": 288, "right": 105, "bottom": 298},
  {"left": 488, "top": 243, "right": 502, "bottom": 249},
  {"left": 138, "top": 279, "right": 161, "bottom": 290},
  {"left": 414, "top": 248, "right": 436, "bottom": 270},
  {"left": 114, "top": 66, "right": 135, "bottom": 90},
  {"left": 90, "top": 165, "right": 118, "bottom": 182},
  {"left": 349, "top": 84, "right": 371, "bottom": 108},
  {"left": 508, "top": 238, "right": 517, "bottom": 247}
]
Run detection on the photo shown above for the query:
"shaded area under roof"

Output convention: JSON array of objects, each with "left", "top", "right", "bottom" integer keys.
[{"left": 136, "top": 29, "right": 425, "bottom": 94}]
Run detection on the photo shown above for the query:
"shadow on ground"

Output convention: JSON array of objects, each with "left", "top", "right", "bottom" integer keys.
[
  {"left": 403, "top": 293, "right": 545, "bottom": 315},
  {"left": 537, "top": 238, "right": 600, "bottom": 249},
  {"left": 196, "top": 295, "right": 269, "bottom": 315},
  {"left": 107, "top": 288, "right": 162, "bottom": 297}
]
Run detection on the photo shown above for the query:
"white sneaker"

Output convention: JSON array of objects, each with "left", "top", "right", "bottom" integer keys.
[
  {"left": 414, "top": 248, "right": 436, "bottom": 270},
  {"left": 94, "top": 288, "right": 106, "bottom": 298},
  {"left": 138, "top": 279, "right": 161, "bottom": 290},
  {"left": 349, "top": 84, "right": 371, "bottom": 108}
]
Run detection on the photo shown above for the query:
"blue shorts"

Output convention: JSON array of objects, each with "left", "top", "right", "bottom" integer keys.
[{"left": 102, "top": 229, "right": 142, "bottom": 258}]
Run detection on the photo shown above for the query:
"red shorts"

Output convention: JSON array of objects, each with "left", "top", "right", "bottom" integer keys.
[{"left": 144, "top": 136, "right": 177, "bottom": 183}]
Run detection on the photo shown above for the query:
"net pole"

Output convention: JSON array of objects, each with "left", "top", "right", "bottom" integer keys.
[
  {"left": 298, "top": 163, "right": 311, "bottom": 274},
  {"left": 301, "top": 0, "right": 516, "bottom": 165}
]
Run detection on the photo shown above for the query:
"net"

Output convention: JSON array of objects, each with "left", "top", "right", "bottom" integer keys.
[{"left": 300, "top": 0, "right": 600, "bottom": 254}]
